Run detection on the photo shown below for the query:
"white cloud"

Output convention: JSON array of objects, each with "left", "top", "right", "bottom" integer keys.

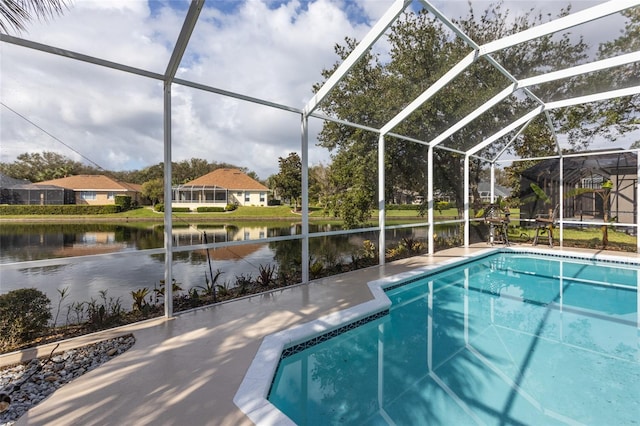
[{"left": 1, "top": 0, "right": 385, "bottom": 179}]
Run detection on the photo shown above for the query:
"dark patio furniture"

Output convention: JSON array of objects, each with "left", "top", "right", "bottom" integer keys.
[
  {"left": 533, "top": 205, "right": 559, "bottom": 247},
  {"left": 484, "top": 204, "right": 510, "bottom": 246}
]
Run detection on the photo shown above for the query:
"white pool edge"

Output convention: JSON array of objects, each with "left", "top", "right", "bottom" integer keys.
[{"left": 233, "top": 247, "right": 639, "bottom": 425}]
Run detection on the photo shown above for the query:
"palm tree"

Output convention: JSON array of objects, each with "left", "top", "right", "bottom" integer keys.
[{"left": 0, "top": 0, "right": 69, "bottom": 34}]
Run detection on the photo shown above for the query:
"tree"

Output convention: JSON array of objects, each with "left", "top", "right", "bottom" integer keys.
[
  {"left": 141, "top": 178, "right": 164, "bottom": 205},
  {"left": 314, "top": 3, "right": 638, "bottom": 223},
  {"left": 273, "top": 152, "right": 302, "bottom": 210},
  {"left": 557, "top": 7, "right": 640, "bottom": 146},
  {"left": 309, "top": 163, "right": 334, "bottom": 212},
  {"left": 0, "top": 0, "right": 69, "bottom": 34},
  {"left": 113, "top": 159, "right": 252, "bottom": 185},
  {"left": 0, "top": 151, "right": 91, "bottom": 182},
  {"left": 315, "top": 3, "right": 636, "bottom": 224},
  {"left": 314, "top": 37, "right": 383, "bottom": 227}
]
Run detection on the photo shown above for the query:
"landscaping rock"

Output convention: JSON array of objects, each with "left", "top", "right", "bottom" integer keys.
[{"left": 0, "top": 334, "right": 135, "bottom": 425}]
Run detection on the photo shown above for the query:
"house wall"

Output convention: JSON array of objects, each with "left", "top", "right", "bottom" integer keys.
[
  {"left": 612, "top": 174, "right": 636, "bottom": 224},
  {"left": 229, "top": 191, "right": 267, "bottom": 207},
  {"left": 75, "top": 190, "right": 140, "bottom": 205},
  {"left": 173, "top": 190, "right": 269, "bottom": 210},
  {"left": 173, "top": 201, "right": 227, "bottom": 211}
]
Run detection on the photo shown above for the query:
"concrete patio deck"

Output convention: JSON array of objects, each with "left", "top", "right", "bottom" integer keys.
[{"left": 6, "top": 244, "right": 638, "bottom": 425}]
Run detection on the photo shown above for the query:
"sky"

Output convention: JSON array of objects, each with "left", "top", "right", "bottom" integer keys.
[{"left": 0, "top": 0, "right": 636, "bottom": 180}]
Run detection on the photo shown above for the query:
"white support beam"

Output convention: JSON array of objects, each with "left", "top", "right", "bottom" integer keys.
[
  {"left": 163, "top": 84, "right": 173, "bottom": 319},
  {"left": 304, "top": 0, "right": 410, "bottom": 116},
  {"left": 637, "top": 151, "right": 640, "bottom": 252},
  {"left": 165, "top": 0, "right": 204, "bottom": 80},
  {"left": 419, "top": 1, "right": 478, "bottom": 49},
  {"left": 464, "top": 155, "right": 470, "bottom": 247},
  {"left": 380, "top": 50, "right": 477, "bottom": 135},
  {"left": 175, "top": 78, "right": 302, "bottom": 114},
  {"left": 545, "top": 85, "right": 640, "bottom": 110},
  {"left": 559, "top": 156, "right": 564, "bottom": 248},
  {"left": 427, "top": 35, "right": 640, "bottom": 154},
  {"left": 0, "top": 34, "right": 165, "bottom": 81},
  {"left": 428, "top": 83, "right": 516, "bottom": 147},
  {"left": 544, "top": 111, "right": 562, "bottom": 157},
  {"left": 309, "top": 112, "right": 381, "bottom": 134},
  {"left": 427, "top": 144, "right": 434, "bottom": 255},
  {"left": 490, "top": 164, "right": 495, "bottom": 203},
  {"left": 378, "top": 134, "right": 386, "bottom": 265},
  {"left": 480, "top": 1, "right": 639, "bottom": 56},
  {"left": 519, "top": 51, "right": 640, "bottom": 89},
  {"left": 493, "top": 118, "right": 534, "bottom": 162},
  {"left": 301, "top": 115, "right": 310, "bottom": 283},
  {"left": 162, "top": 0, "right": 204, "bottom": 318},
  {"left": 436, "top": 145, "right": 467, "bottom": 156},
  {"left": 467, "top": 107, "right": 543, "bottom": 156}
]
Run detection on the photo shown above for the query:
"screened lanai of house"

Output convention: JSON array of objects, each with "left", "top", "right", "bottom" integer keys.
[{"left": 2, "top": 0, "right": 639, "bottom": 316}]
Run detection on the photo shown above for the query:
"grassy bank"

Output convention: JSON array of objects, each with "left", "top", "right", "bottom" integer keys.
[{"left": 0, "top": 205, "right": 456, "bottom": 223}]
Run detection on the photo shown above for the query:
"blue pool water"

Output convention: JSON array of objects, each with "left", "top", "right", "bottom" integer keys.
[{"left": 268, "top": 252, "right": 639, "bottom": 425}]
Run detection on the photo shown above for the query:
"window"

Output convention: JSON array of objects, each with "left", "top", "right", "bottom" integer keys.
[
  {"left": 81, "top": 191, "right": 96, "bottom": 200},
  {"left": 107, "top": 192, "right": 115, "bottom": 200},
  {"left": 260, "top": 192, "right": 265, "bottom": 202},
  {"left": 245, "top": 193, "right": 250, "bottom": 202}
]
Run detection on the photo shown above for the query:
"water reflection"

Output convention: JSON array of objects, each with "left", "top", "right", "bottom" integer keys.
[{"left": 0, "top": 222, "right": 460, "bottom": 310}]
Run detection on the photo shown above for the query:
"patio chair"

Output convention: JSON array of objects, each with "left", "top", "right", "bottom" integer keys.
[
  {"left": 533, "top": 204, "right": 559, "bottom": 247},
  {"left": 484, "top": 204, "right": 510, "bottom": 246}
]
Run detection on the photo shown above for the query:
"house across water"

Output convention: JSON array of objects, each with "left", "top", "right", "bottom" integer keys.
[{"left": 172, "top": 168, "right": 270, "bottom": 211}]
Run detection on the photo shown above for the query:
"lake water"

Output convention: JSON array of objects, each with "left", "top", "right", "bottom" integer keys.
[{"left": 0, "top": 222, "right": 462, "bottom": 314}]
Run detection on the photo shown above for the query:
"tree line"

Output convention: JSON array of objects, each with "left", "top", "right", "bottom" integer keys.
[{"left": 0, "top": 151, "right": 258, "bottom": 185}]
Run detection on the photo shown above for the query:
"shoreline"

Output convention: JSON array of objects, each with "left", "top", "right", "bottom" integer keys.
[{"left": 0, "top": 215, "right": 427, "bottom": 224}]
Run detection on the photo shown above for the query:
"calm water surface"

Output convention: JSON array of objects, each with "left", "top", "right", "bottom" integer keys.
[{"left": 0, "top": 222, "right": 456, "bottom": 309}]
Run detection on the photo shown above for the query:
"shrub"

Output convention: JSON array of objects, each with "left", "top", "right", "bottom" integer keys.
[
  {"left": 0, "top": 288, "right": 52, "bottom": 350},
  {"left": 435, "top": 201, "right": 452, "bottom": 211},
  {"left": 154, "top": 204, "right": 191, "bottom": 213},
  {"left": 86, "top": 290, "right": 122, "bottom": 329},
  {"left": 114, "top": 195, "right": 132, "bottom": 211},
  {"left": 196, "top": 206, "right": 225, "bottom": 213},
  {"left": 225, "top": 203, "right": 237, "bottom": 211},
  {"left": 0, "top": 205, "right": 120, "bottom": 215},
  {"left": 257, "top": 264, "right": 276, "bottom": 286},
  {"left": 385, "top": 204, "right": 420, "bottom": 211},
  {"left": 310, "top": 260, "right": 324, "bottom": 279}
]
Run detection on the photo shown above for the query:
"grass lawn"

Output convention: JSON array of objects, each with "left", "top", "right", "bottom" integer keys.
[{"left": 0, "top": 205, "right": 320, "bottom": 221}]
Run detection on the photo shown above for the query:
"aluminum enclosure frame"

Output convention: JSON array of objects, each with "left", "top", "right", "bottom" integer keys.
[{"left": 2, "top": 0, "right": 639, "bottom": 317}]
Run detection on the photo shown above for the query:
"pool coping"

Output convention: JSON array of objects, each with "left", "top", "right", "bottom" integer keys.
[{"left": 232, "top": 247, "right": 640, "bottom": 425}]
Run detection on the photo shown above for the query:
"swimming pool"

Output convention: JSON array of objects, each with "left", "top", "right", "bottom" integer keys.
[{"left": 235, "top": 249, "right": 639, "bottom": 425}]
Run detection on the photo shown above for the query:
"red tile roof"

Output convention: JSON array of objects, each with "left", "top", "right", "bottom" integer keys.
[
  {"left": 182, "top": 168, "right": 268, "bottom": 191},
  {"left": 36, "top": 175, "right": 141, "bottom": 192}
]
